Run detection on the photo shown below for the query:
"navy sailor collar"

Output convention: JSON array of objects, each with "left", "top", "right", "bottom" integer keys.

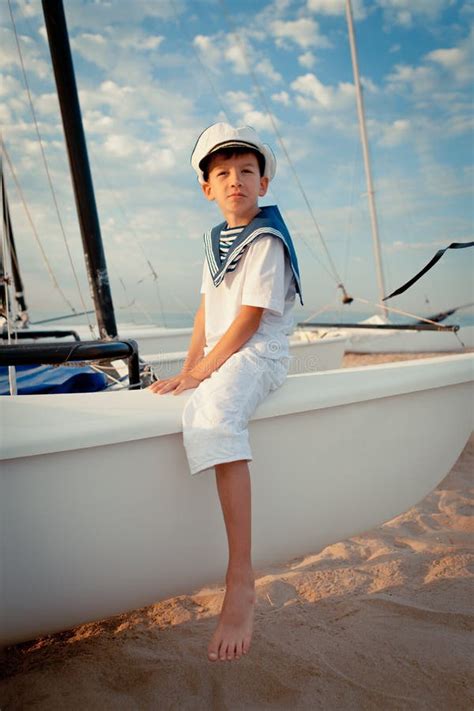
[{"left": 203, "top": 205, "right": 303, "bottom": 305}]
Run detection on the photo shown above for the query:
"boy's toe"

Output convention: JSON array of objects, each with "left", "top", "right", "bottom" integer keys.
[{"left": 207, "top": 638, "right": 219, "bottom": 661}]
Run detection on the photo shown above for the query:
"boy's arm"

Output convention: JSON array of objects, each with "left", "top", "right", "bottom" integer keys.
[
  {"left": 181, "top": 295, "right": 206, "bottom": 374},
  {"left": 189, "top": 305, "right": 264, "bottom": 382},
  {"left": 148, "top": 303, "right": 263, "bottom": 394}
]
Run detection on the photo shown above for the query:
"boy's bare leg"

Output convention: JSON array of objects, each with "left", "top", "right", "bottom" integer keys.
[{"left": 208, "top": 460, "right": 256, "bottom": 662}]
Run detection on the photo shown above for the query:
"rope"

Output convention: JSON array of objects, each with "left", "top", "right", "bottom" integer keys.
[
  {"left": 1, "top": 137, "right": 80, "bottom": 317},
  {"left": 7, "top": 1, "right": 96, "bottom": 337},
  {"left": 266, "top": 182, "right": 342, "bottom": 284},
  {"left": 218, "top": 0, "right": 347, "bottom": 290},
  {"left": 301, "top": 296, "right": 342, "bottom": 323},
  {"left": 353, "top": 296, "right": 453, "bottom": 327}
]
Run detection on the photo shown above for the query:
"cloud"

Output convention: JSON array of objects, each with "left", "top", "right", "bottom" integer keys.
[
  {"left": 272, "top": 90, "right": 290, "bottom": 106},
  {"left": 307, "top": 0, "right": 366, "bottom": 20},
  {"left": 193, "top": 35, "right": 222, "bottom": 70},
  {"left": 386, "top": 63, "right": 438, "bottom": 94},
  {"left": 241, "top": 110, "right": 277, "bottom": 131},
  {"left": 361, "top": 77, "right": 379, "bottom": 93},
  {"left": 375, "top": 0, "right": 454, "bottom": 27},
  {"left": 225, "top": 90, "right": 254, "bottom": 114},
  {"left": 58, "top": 0, "right": 185, "bottom": 29},
  {"left": 224, "top": 41, "right": 248, "bottom": 74},
  {"left": 222, "top": 90, "right": 279, "bottom": 131},
  {"left": 298, "top": 51, "right": 316, "bottom": 69},
  {"left": 34, "top": 92, "right": 60, "bottom": 116},
  {"left": 0, "top": 73, "right": 23, "bottom": 98},
  {"left": 270, "top": 18, "right": 331, "bottom": 49},
  {"left": 258, "top": 57, "right": 283, "bottom": 83},
  {"left": 372, "top": 118, "right": 411, "bottom": 147},
  {"left": 0, "top": 26, "right": 50, "bottom": 80},
  {"left": 194, "top": 32, "right": 282, "bottom": 83},
  {"left": 291, "top": 72, "right": 354, "bottom": 111},
  {"left": 425, "top": 31, "right": 473, "bottom": 85},
  {"left": 103, "top": 134, "right": 135, "bottom": 158},
  {"left": 16, "top": 0, "right": 41, "bottom": 18}
]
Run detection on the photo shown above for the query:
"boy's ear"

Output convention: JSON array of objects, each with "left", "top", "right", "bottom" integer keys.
[
  {"left": 259, "top": 176, "right": 269, "bottom": 198},
  {"left": 201, "top": 182, "right": 214, "bottom": 201}
]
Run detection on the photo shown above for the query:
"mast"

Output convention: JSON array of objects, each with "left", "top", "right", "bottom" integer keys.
[
  {"left": 345, "top": 0, "right": 388, "bottom": 319},
  {"left": 1, "top": 169, "right": 29, "bottom": 326},
  {"left": 41, "top": 0, "right": 117, "bottom": 338}
]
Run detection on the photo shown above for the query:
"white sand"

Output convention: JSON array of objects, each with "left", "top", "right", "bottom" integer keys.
[{"left": 1, "top": 353, "right": 473, "bottom": 710}]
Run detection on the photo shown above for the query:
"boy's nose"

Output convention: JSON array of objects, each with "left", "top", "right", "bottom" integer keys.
[{"left": 229, "top": 171, "right": 242, "bottom": 186}]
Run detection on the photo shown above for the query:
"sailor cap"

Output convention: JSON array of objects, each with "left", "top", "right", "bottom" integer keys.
[{"left": 191, "top": 122, "right": 276, "bottom": 184}]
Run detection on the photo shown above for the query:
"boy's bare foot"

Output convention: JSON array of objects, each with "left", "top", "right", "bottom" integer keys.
[{"left": 208, "top": 572, "right": 256, "bottom": 662}]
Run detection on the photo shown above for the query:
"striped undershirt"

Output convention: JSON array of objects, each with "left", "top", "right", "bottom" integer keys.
[{"left": 219, "top": 225, "right": 249, "bottom": 272}]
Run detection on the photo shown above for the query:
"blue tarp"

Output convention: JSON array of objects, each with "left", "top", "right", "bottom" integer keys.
[{"left": 0, "top": 363, "right": 109, "bottom": 395}]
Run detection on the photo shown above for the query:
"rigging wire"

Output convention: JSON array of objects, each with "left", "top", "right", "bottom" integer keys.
[
  {"left": 11, "top": 0, "right": 157, "bottom": 329},
  {"left": 7, "top": 0, "right": 96, "bottom": 336},
  {"left": 170, "top": 0, "right": 230, "bottom": 119},
  {"left": 90, "top": 160, "right": 170, "bottom": 325},
  {"left": 352, "top": 296, "right": 456, "bottom": 327},
  {"left": 218, "top": 0, "right": 348, "bottom": 295},
  {"left": 1, "top": 136, "right": 81, "bottom": 319},
  {"left": 171, "top": 2, "right": 339, "bottom": 289},
  {"left": 300, "top": 295, "right": 344, "bottom": 324}
]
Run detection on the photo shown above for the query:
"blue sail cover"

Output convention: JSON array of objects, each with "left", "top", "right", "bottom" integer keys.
[{"left": 0, "top": 363, "right": 109, "bottom": 395}]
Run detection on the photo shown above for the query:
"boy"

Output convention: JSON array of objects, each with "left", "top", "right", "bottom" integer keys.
[{"left": 148, "top": 123, "right": 303, "bottom": 662}]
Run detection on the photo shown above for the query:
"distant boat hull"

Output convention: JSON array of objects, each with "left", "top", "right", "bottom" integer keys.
[
  {"left": 347, "top": 321, "right": 474, "bottom": 353},
  {"left": 1, "top": 354, "right": 472, "bottom": 647},
  {"left": 123, "top": 332, "right": 347, "bottom": 380}
]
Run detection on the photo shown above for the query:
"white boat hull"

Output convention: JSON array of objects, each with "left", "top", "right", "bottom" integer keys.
[
  {"left": 348, "top": 325, "right": 474, "bottom": 353},
  {"left": 1, "top": 354, "right": 472, "bottom": 647}
]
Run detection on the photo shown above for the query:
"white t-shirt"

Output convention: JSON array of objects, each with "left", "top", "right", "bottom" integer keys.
[{"left": 200, "top": 234, "right": 296, "bottom": 360}]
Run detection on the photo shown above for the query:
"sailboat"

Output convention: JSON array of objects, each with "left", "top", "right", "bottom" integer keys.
[
  {"left": 0, "top": 0, "right": 472, "bottom": 648},
  {"left": 300, "top": 0, "right": 473, "bottom": 353}
]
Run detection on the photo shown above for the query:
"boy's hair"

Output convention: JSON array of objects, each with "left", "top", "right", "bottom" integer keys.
[{"left": 200, "top": 146, "right": 266, "bottom": 182}]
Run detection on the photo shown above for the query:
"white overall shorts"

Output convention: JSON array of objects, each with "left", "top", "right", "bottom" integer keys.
[{"left": 182, "top": 347, "right": 288, "bottom": 476}]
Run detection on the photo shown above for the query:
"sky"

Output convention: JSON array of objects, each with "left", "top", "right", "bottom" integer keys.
[{"left": 1, "top": 0, "right": 473, "bottom": 326}]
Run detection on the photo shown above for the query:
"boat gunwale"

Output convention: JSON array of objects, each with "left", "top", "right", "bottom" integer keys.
[{"left": 1, "top": 353, "right": 472, "bottom": 461}]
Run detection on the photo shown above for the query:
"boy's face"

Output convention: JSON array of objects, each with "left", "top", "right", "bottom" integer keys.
[{"left": 201, "top": 152, "right": 269, "bottom": 227}]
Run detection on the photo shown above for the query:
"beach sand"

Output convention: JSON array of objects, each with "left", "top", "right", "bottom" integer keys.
[{"left": 1, "top": 352, "right": 473, "bottom": 710}]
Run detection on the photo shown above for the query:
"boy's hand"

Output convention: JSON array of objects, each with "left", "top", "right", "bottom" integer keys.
[{"left": 147, "top": 372, "right": 202, "bottom": 396}]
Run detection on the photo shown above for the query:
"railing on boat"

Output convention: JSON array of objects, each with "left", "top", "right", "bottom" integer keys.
[
  {"left": 1, "top": 328, "right": 81, "bottom": 341},
  {"left": 0, "top": 339, "right": 141, "bottom": 389}
]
